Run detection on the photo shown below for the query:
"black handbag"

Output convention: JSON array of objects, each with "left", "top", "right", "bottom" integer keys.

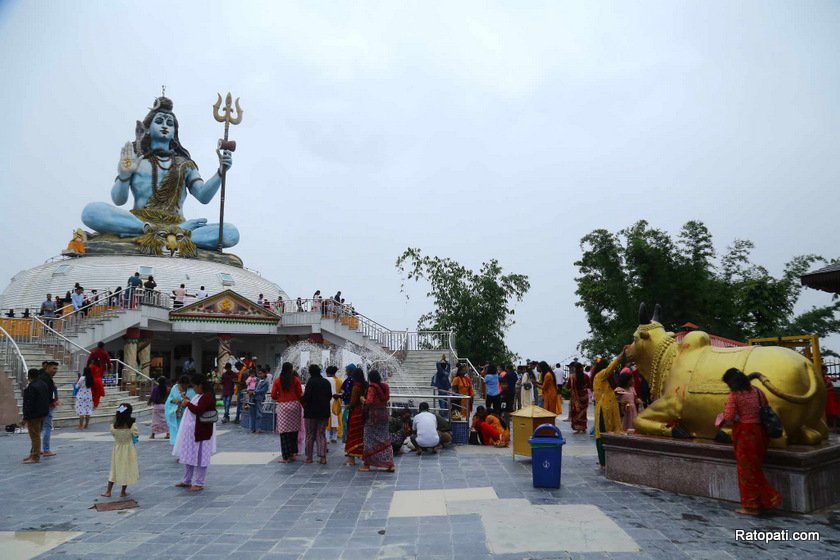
[
  {"left": 468, "top": 430, "right": 483, "bottom": 445},
  {"left": 756, "top": 389, "right": 783, "bottom": 438}
]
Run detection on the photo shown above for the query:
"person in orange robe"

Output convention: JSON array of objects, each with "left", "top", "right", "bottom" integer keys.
[
  {"left": 537, "top": 361, "right": 562, "bottom": 415},
  {"left": 485, "top": 412, "right": 510, "bottom": 446},
  {"left": 471, "top": 407, "right": 502, "bottom": 446},
  {"left": 451, "top": 365, "right": 474, "bottom": 420}
]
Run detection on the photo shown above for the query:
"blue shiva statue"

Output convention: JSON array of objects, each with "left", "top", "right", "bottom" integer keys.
[{"left": 81, "top": 96, "right": 239, "bottom": 249}]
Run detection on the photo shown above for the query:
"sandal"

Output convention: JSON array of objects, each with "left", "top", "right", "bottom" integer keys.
[
  {"left": 735, "top": 508, "right": 759, "bottom": 516},
  {"left": 303, "top": 459, "right": 313, "bottom": 464},
  {"left": 358, "top": 466, "right": 371, "bottom": 472},
  {"left": 189, "top": 485, "right": 204, "bottom": 492},
  {"left": 175, "top": 482, "right": 190, "bottom": 488},
  {"left": 318, "top": 458, "right": 327, "bottom": 465},
  {"left": 277, "top": 459, "right": 290, "bottom": 464},
  {"left": 386, "top": 467, "right": 395, "bottom": 473}
]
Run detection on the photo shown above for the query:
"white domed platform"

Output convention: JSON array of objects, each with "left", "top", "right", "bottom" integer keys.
[{"left": 1, "top": 255, "right": 288, "bottom": 311}]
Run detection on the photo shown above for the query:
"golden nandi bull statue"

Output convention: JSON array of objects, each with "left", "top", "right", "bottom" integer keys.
[{"left": 627, "top": 303, "right": 828, "bottom": 446}]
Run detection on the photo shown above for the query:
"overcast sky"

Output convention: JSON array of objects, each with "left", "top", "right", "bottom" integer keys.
[{"left": 1, "top": 1, "right": 838, "bottom": 361}]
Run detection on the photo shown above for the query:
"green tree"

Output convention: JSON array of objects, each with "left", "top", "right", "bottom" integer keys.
[
  {"left": 396, "top": 248, "right": 530, "bottom": 366},
  {"left": 574, "top": 221, "right": 839, "bottom": 357}
]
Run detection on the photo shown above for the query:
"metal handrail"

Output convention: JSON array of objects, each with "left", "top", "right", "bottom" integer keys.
[
  {"left": 387, "top": 391, "right": 464, "bottom": 421},
  {"left": 0, "top": 325, "right": 29, "bottom": 392},
  {"left": 7, "top": 286, "right": 172, "bottom": 320},
  {"left": 33, "top": 317, "right": 152, "bottom": 383},
  {"left": 448, "top": 331, "right": 483, "bottom": 393}
]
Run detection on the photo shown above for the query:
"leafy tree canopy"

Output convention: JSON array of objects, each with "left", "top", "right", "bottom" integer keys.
[
  {"left": 575, "top": 220, "right": 839, "bottom": 357},
  {"left": 396, "top": 248, "right": 530, "bottom": 366}
]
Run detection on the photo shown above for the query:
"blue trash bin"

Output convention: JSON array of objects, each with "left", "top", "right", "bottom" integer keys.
[{"left": 528, "top": 423, "right": 565, "bottom": 488}]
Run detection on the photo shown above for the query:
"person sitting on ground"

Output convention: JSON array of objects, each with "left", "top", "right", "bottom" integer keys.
[
  {"left": 484, "top": 411, "right": 510, "bottom": 447},
  {"left": 411, "top": 402, "right": 441, "bottom": 454},
  {"left": 389, "top": 408, "right": 412, "bottom": 454},
  {"left": 471, "top": 406, "right": 503, "bottom": 447},
  {"left": 434, "top": 409, "right": 453, "bottom": 448}
]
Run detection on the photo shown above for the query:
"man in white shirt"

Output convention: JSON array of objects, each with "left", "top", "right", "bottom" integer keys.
[
  {"left": 411, "top": 402, "right": 441, "bottom": 454},
  {"left": 196, "top": 286, "right": 208, "bottom": 299},
  {"left": 555, "top": 363, "right": 568, "bottom": 386}
]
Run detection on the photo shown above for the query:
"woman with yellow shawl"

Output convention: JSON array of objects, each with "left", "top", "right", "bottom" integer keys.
[
  {"left": 537, "top": 361, "right": 562, "bottom": 415},
  {"left": 593, "top": 351, "right": 624, "bottom": 468}
]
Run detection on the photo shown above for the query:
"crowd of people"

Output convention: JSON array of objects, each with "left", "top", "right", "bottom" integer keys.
[
  {"left": 19, "top": 337, "right": 824, "bottom": 516},
  {"left": 17, "top": 280, "right": 356, "bottom": 325}
]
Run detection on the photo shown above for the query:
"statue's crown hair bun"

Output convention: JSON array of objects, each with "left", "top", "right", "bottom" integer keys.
[{"left": 150, "top": 96, "right": 174, "bottom": 112}]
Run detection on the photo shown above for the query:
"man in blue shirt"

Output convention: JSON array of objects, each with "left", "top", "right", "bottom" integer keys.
[
  {"left": 484, "top": 364, "right": 501, "bottom": 416},
  {"left": 126, "top": 272, "right": 142, "bottom": 308}
]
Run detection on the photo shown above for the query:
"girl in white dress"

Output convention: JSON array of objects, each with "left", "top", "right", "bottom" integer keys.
[{"left": 75, "top": 367, "right": 95, "bottom": 429}]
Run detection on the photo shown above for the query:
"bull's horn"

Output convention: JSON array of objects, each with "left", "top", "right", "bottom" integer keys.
[
  {"left": 652, "top": 304, "right": 662, "bottom": 323},
  {"left": 639, "top": 303, "right": 649, "bottom": 324}
]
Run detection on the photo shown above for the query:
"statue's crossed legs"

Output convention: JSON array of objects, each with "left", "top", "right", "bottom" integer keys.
[{"left": 82, "top": 202, "right": 240, "bottom": 250}]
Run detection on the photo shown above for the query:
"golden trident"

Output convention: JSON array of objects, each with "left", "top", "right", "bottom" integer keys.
[{"left": 212, "top": 92, "right": 243, "bottom": 252}]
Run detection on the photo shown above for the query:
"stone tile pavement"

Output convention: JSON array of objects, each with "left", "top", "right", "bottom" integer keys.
[{"left": 1, "top": 405, "right": 838, "bottom": 559}]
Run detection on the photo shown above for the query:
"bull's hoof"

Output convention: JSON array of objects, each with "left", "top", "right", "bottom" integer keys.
[
  {"left": 714, "top": 430, "right": 732, "bottom": 444},
  {"left": 671, "top": 426, "right": 691, "bottom": 439}
]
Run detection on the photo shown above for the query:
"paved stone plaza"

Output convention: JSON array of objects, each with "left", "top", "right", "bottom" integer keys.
[{"left": 1, "top": 406, "right": 838, "bottom": 559}]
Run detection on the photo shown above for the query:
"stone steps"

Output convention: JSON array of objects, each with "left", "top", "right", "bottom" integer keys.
[
  {"left": 6, "top": 342, "right": 150, "bottom": 428},
  {"left": 53, "top": 402, "right": 153, "bottom": 428}
]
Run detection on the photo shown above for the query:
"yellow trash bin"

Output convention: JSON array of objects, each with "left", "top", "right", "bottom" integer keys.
[{"left": 511, "top": 405, "right": 557, "bottom": 458}]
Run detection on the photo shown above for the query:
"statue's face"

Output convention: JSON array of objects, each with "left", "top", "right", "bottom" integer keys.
[{"left": 148, "top": 111, "right": 176, "bottom": 142}]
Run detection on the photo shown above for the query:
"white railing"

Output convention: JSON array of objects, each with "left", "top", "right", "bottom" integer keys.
[
  {"left": 448, "top": 331, "right": 484, "bottom": 398},
  {"left": 0, "top": 326, "right": 29, "bottom": 392},
  {"left": 386, "top": 391, "right": 464, "bottom": 420},
  {"left": 2, "top": 287, "right": 171, "bottom": 344},
  {"left": 33, "top": 317, "right": 152, "bottom": 384},
  {"left": 5, "top": 286, "right": 172, "bottom": 325},
  {"left": 283, "top": 299, "right": 454, "bottom": 354}
]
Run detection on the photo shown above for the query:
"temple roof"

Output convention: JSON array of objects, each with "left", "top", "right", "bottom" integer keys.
[
  {"left": 170, "top": 289, "right": 280, "bottom": 324},
  {"left": 801, "top": 263, "right": 840, "bottom": 295}
]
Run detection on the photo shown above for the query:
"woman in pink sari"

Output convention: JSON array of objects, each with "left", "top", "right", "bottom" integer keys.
[{"left": 359, "top": 370, "right": 395, "bottom": 472}]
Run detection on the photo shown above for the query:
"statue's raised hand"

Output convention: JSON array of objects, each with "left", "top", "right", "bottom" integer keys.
[{"left": 117, "top": 141, "right": 142, "bottom": 179}]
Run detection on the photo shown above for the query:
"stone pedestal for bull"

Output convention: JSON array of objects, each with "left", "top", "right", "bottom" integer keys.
[{"left": 627, "top": 305, "right": 828, "bottom": 446}]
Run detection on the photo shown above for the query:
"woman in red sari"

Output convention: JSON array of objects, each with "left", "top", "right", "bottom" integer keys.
[
  {"left": 343, "top": 368, "right": 367, "bottom": 466},
  {"left": 359, "top": 370, "right": 395, "bottom": 472},
  {"left": 88, "top": 358, "right": 106, "bottom": 409},
  {"left": 721, "top": 368, "right": 781, "bottom": 515},
  {"left": 567, "top": 361, "right": 588, "bottom": 434}
]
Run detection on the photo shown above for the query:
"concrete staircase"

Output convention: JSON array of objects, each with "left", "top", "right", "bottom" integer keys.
[
  {"left": 11, "top": 343, "right": 152, "bottom": 428},
  {"left": 57, "top": 307, "right": 142, "bottom": 350},
  {"left": 392, "top": 349, "right": 443, "bottom": 394}
]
